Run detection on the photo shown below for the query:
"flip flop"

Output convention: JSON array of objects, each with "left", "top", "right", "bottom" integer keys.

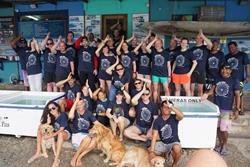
[{"left": 27, "top": 154, "right": 41, "bottom": 164}]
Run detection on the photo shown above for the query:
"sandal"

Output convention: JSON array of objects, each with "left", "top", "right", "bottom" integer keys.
[{"left": 239, "top": 110, "right": 245, "bottom": 115}]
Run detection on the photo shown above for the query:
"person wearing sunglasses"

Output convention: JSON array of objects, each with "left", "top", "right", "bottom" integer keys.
[
  {"left": 40, "top": 32, "right": 58, "bottom": 92},
  {"left": 106, "top": 88, "right": 131, "bottom": 141},
  {"left": 11, "top": 35, "right": 30, "bottom": 91},
  {"left": 106, "top": 57, "right": 130, "bottom": 101},
  {"left": 149, "top": 100, "right": 184, "bottom": 167},
  {"left": 28, "top": 101, "right": 71, "bottom": 167},
  {"left": 124, "top": 84, "right": 158, "bottom": 146}
]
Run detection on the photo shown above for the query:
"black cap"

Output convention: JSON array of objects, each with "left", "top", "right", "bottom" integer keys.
[
  {"left": 221, "top": 62, "right": 232, "bottom": 70},
  {"left": 19, "top": 37, "right": 27, "bottom": 43},
  {"left": 116, "top": 90, "right": 123, "bottom": 95}
]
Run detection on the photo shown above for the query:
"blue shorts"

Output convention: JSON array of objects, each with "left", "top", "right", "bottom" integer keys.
[
  {"left": 135, "top": 124, "right": 148, "bottom": 134},
  {"left": 152, "top": 75, "right": 169, "bottom": 83}
]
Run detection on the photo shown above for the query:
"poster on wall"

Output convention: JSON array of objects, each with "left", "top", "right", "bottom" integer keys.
[
  {"left": 132, "top": 14, "right": 149, "bottom": 41},
  {"left": 234, "top": 39, "right": 250, "bottom": 55},
  {"left": 0, "top": 17, "right": 16, "bottom": 58},
  {"left": 69, "top": 16, "right": 84, "bottom": 39},
  {"left": 85, "top": 15, "right": 101, "bottom": 39}
]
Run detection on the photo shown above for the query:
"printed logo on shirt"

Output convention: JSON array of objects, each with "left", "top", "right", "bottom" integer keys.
[
  {"left": 160, "top": 124, "right": 172, "bottom": 140},
  {"left": 154, "top": 54, "right": 164, "bottom": 66},
  {"left": 101, "top": 59, "right": 111, "bottom": 70},
  {"left": 82, "top": 51, "right": 91, "bottom": 62},
  {"left": 66, "top": 47, "right": 75, "bottom": 58},
  {"left": 67, "top": 90, "right": 75, "bottom": 100},
  {"left": 96, "top": 104, "right": 105, "bottom": 113},
  {"left": 140, "top": 107, "right": 151, "bottom": 122},
  {"left": 227, "top": 57, "right": 238, "bottom": 70},
  {"left": 215, "top": 81, "right": 229, "bottom": 97},
  {"left": 114, "top": 81, "right": 123, "bottom": 89},
  {"left": 77, "top": 117, "right": 90, "bottom": 130},
  {"left": 140, "top": 55, "right": 150, "bottom": 67},
  {"left": 83, "top": 99, "right": 89, "bottom": 110},
  {"left": 47, "top": 53, "right": 56, "bottom": 64},
  {"left": 193, "top": 48, "right": 203, "bottom": 60},
  {"left": 121, "top": 55, "right": 131, "bottom": 67},
  {"left": 28, "top": 54, "right": 37, "bottom": 66},
  {"left": 208, "top": 57, "right": 219, "bottom": 69},
  {"left": 54, "top": 122, "right": 60, "bottom": 131},
  {"left": 59, "top": 56, "right": 69, "bottom": 67},
  {"left": 114, "top": 106, "right": 124, "bottom": 117},
  {"left": 176, "top": 55, "right": 185, "bottom": 67}
]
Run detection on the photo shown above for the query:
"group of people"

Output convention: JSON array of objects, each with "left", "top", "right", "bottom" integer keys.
[{"left": 10, "top": 28, "right": 249, "bottom": 167}]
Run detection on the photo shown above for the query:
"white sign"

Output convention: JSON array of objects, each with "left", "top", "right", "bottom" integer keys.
[{"left": 132, "top": 14, "right": 149, "bottom": 41}]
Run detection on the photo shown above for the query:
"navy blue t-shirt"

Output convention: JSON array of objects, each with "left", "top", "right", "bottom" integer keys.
[
  {"left": 135, "top": 100, "right": 158, "bottom": 129},
  {"left": 43, "top": 48, "right": 56, "bottom": 73},
  {"left": 14, "top": 46, "right": 30, "bottom": 70},
  {"left": 95, "top": 99, "right": 110, "bottom": 114},
  {"left": 55, "top": 51, "right": 74, "bottom": 77},
  {"left": 225, "top": 51, "right": 250, "bottom": 82},
  {"left": 112, "top": 71, "right": 130, "bottom": 89},
  {"left": 98, "top": 54, "right": 116, "bottom": 80},
  {"left": 66, "top": 44, "right": 76, "bottom": 59},
  {"left": 81, "top": 95, "right": 93, "bottom": 112},
  {"left": 120, "top": 52, "right": 135, "bottom": 74},
  {"left": 151, "top": 49, "right": 170, "bottom": 77},
  {"left": 214, "top": 75, "right": 240, "bottom": 110},
  {"left": 77, "top": 46, "right": 95, "bottom": 73},
  {"left": 207, "top": 51, "right": 225, "bottom": 79},
  {"left": 130, "top": 88, "right": 142, "bottom": 97},
  {"left": 26, "top": 51, "right": 42, "bottom": 75},
  {"left": 190, "top": 45, "right": 209, "bottom": 73},
  {"left": 108, "top": 100, "right": 129, "bottom": 119},
  {"left": 137, "top": 51, "right": 151, "bottom": 75},
  {"left": 153, "top": 115, "right": 180, "bottom": 144},
  {"left": 173, "top": 50, "right": 196, "bottom": 74},
  {"left": 64, "top": 83, "right": 81, "bottom": 100},
  {"left": 166, "top": 46, "right": 181, "bottom": 64},
  {"left": 53, "top": 112, "right": 71, "bottom": 132},
  {"left": 72, "top": 110, "right": 96, "bottom": 133}
]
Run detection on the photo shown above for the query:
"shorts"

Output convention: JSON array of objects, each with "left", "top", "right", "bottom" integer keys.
[
  {"left": 65, "top": 99, "right": 74, "bottom": 111},
  {"left": 191, "top": 71, "right": 205, "bottom": 84},
  {"left": 135, "top": 124, "right": 149, "bottom": 134},
  {"left": 154, "top": 141, "right": 181, "bottom": 156},
  {"left": 72, "top": 132, "right": 88, "bottom": 150},
  {"left": 43, "top": 71, "right": 55, "bottom": 84},
  {"left": 172, "top": 73, "right": 190, "bottom": 84},
  {"left": 98, "top": 71, "right": 112, "bottom": 81},
  {"left": 55, "top": 129, "right": 71, "bottom": 141},
  {"left": 218, "top": 112, "right": 231, "bottom": 132},
  {"left": 22, "top": 70, "right": 29, "bottom": 87},
  {"left": 152, "top": 75, "right": 169, "bottom": 83},
  {"left": 96, "top": 115, "right": 110, "bottom": 127}
]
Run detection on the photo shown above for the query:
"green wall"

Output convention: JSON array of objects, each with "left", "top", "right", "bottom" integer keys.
[
  {"left": 0, "top": 8, "right": 13, "bottom": 17},
  {"left": 84, "top": 0, "right": 149, "bottom": 37}
]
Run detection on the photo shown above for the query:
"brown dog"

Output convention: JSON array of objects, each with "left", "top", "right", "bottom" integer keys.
[
  {"left": 89, "top": 123, "right": 125, "bottom": 166},
  {"left": 117, "top": 146, "right": 165, "bottom": 167},
  {"left": 40, "top": 124, "right": 56, "bottom": 158}
]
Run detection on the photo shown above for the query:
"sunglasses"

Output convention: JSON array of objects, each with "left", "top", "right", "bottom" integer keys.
[
  {"left": 116, "top": 68, "right": 124, "bottom": 71},
  {"left": 142, "top": 93, "right": 150, "bottom": 96},
  {"left": 134, "top": 82, "right": 141, "bottom": 85},
  {"left": 47, "top": 42, "right": 53, "bottom": 45},
  {"left": 48, "top": 107, "right": 56, "bottom": 111}
]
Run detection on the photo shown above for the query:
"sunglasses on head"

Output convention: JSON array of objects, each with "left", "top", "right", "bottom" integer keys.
[
  {"left": 116, "top": 68, "right": 124, "bottom": 71},
  {"left": 48, "top": 107, "right": 56, "bottom": 111}
]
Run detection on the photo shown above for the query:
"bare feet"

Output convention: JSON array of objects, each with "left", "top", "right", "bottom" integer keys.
[
  {"left": 52, "top": 158, "right": 60, "bottom": 167},
  {"left": 70, "top": 157, "right": 77, "bottom": 166},
  {"left": 75, "top": 158, "right": 82, "bottom": 166},
  {"left": 27, "top": 153, "right": 42, "bottom": 163}
]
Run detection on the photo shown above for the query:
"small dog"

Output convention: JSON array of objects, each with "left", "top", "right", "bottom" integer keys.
[
  {"left": 117, "top": 146, "right": 165, "bottom": 167},
  {"left": 40, "top": 124, "right": 56, "bottom": 158}
]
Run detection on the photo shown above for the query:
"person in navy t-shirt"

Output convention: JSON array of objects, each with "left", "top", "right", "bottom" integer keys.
[
  {"left": 69, "top": 96, "right": 100, "bottom": 166},
  {"left": 146, "top": 36, "right": 171, "bottom": 103},
  {"left": 124, "top": 85, "right": 158, "bottom": 144},
  {"left": 172, "top": 38, "right": 197, "bottom": 96},
  {"left": 190, "top": 29, "right": 213, "bottom": 96},
  {"left": 28, "top": 101, "right": 71, "bottom": 167},
  {"left": 26, "top": 38, "right": 42, "bottom": 91},
  {"left": 149, "top": 100, "right": 184, "bottom": 167},
  {"left": 202, "top": 63, "right": 241, "bottom": 155},
  {"left": 225, "top": 41, "right": 250, "bottom": 115},
  {"left": 56, "top": 73, "right": 81, "bottom": 112},
  {"left": 206, "top": 40, "right": 225, "bottom": 91}
]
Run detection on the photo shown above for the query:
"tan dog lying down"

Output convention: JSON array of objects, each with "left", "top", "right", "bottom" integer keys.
[
  {"left": 89, "top": 123, "right": 125, "bottom": 166},
  {"left": 117, "top": 146, "right": 165, "bottom": 167},
  {"left": 40, "top": 124, "right": 56, "bottom": 158}
]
